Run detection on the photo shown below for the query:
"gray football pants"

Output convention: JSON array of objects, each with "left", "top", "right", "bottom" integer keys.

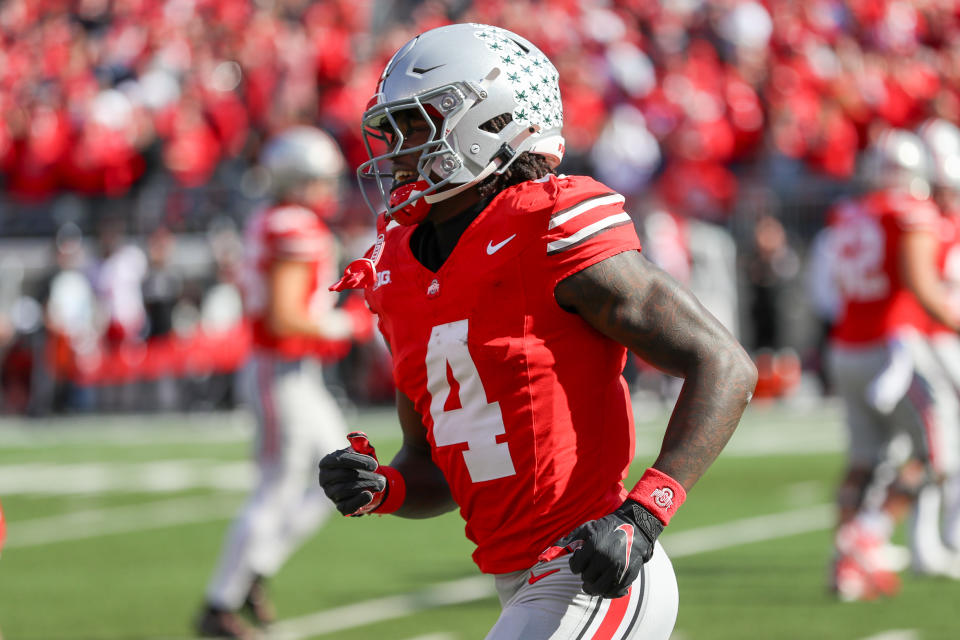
[
  {"left": 486, "top": 541, "right": 678, "bottom": 639},
  {"left": 828, "top": 333, "right": 960, "bottom": 476},
  {"left": 205, "top": 354, "right": 346, "bottom": 609}
]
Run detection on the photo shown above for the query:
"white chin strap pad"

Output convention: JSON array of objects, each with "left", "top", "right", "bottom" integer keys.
[
  {"left": 424, "top": 161, "right": 498, "bottom": 204},
  {"left": 424, "top": 125, "right": 542, "bottom": 205}
]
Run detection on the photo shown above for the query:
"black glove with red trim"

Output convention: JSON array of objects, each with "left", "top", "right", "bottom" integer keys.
[
  {"left": 541, "top": 468, "right": 686, "bottom": 599},
  {"left": 318, "top": 432, "right": 406, "bottom": 517},
  {"left": 546, "top": 499, "right": 663, "bottom": 598}
]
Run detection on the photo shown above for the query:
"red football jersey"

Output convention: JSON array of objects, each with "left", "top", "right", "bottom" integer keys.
[
  {"left": 829, "top": 189, "right": 940, "bottom": 344},
  {"left": 242, "top": 204, "right": 339, "bottom": 359},
  {"left": 365, "top": 174, "right": 642, "bottom": 574},
  {"left": 930, "top": 213, "right": 960, "bottom": 335}
]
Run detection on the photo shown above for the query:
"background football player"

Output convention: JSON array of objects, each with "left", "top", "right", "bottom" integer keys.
[
  {"left": 319, "top": 24, "right": 757, "bottom": 639},
  {"left": 824, "top": 127, "right": 960, "bottom": 601},
  {"left": 918, "top": 117, "right": 960, "bottom": 555},
  {"left": 196, "top": 126, "right": 368, "bottom": 639},
  {"left": 0, "top": 497, "right": 4, "bottom": 640}
]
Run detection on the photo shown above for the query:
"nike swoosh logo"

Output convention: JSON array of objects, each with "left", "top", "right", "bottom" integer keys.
[
  {"left": 486, "top": 234, "right": 517, "bottom": 255},
  {"left": 527, "top": 568, "right": 561, "bottom": 585},
  {"left": 615, "top": 523, "right": 634, "bottom": 583},
  {"left": 412, "top": 64, "right": 444, "bottom": 74}
]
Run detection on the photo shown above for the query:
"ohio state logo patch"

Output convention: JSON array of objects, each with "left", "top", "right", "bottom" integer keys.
[{"left": 651, "top": 487, "right": 674, "bottom": 509}]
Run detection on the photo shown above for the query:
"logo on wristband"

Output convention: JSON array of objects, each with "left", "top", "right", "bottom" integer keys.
[{"left": 651, "top": 487, "right": 674, "bottom": 509}]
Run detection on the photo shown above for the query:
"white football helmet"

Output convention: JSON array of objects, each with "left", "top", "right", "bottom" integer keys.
[
  {"left": 860, "top": 127, "right": 932, "bottom": 191},
  {"left": 357, "top": 23, "right": 566, "bottom": 222},
  {"left": 260, "top": 126, "right": 345, "bottom": 196},
  {"left": 918, "top": 117, "right": 960, "bottom": 190}
]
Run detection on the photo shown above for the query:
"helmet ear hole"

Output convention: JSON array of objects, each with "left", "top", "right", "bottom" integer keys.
[{"left": 479, "top": 113, "right": 513, "bottom": 134}]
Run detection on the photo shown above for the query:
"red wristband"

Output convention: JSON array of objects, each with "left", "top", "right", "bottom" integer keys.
[
  {"left": 375, "top": 465, "right": 407, "bottom": 514},
  {"left": 627, "top": 468, "right": 687, "bottom": 526}
]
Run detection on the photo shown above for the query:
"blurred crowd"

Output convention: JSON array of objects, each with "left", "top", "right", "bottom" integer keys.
[{"left": 3, "top": 0, "right": 960, "bottom": 414}]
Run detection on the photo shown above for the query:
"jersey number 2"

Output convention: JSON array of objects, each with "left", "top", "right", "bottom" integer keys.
[
  {"left": 426, "top": 320, "right": 516, "bottom": 483},
  {"left": 833, "top": 214, "right": 889, "bottom": 301}
]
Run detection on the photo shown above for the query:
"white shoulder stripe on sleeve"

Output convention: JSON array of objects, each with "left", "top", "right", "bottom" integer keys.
[
  {"left": 549, "top": 193, "right": 625, "bottom": 229},
  {"left": 547, "top": 212, "right": 632, "bottom": 254}
]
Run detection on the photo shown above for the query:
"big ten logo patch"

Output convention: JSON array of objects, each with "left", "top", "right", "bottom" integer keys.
[{"left": 374, "top": 270, "right": 391, "bottom": 290}]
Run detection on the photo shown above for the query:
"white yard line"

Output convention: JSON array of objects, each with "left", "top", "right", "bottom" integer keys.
[
  {"left": 859, "top": 632, "right": 919, "bottom": 640},
  {"left": 5, "top": 495, "right": 243, "bottom": 548},
  {"left": 0, "top": 404, "right": 844, "bottom": 454},
  {"left": 267, "top": 577, "right": 493, "bottom": 640},
  {"left": 0, "top": 459, "right": 253, "bottom": 495},
  {"left": 661, "top": 504, "right": 834, "bottom": 557},
  {"left": 0, "top": 408, "right": 395, "bottom": 448},
  {"left": 0, "top": 420, "right": 253, "bottom": 448}
]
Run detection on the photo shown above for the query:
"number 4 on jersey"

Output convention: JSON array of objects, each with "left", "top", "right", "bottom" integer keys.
[{"left": 426, "top": 320, "right": 516, "bottom": 483}]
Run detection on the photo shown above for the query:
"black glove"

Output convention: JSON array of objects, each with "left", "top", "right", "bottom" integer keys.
[
  {"left": 318, "top": 446, "right": 387, "bottom": 516},
  {"left": 552, "top": 499, "right": 664, "bottom": 598}
]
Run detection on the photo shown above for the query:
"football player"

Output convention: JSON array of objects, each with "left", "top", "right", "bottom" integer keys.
[
  {"left": 0, "top": 497, "right": 4, "bottom": 640},
  {"left": 825, "top": 127, "right": 960, "bottom": 600},
  {"left": 196, "top": 126, "right": 369, "bottom": 639},
  {"left": 919, "top": 117, "right": 960, "bottom": 553},
  {"left": 319, "top": 24, "right": 757, "bottom": 639}
]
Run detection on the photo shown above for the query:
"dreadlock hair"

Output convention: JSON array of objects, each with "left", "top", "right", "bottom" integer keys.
[{"left": 476, "top": 114, "right": 557, "bottom": 200}]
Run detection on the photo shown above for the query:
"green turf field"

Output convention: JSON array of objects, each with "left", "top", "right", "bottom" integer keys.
[{"left": 1, "top": 402, "right": 958, "bottom": 639}]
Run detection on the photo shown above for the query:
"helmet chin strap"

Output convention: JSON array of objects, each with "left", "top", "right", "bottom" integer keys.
[
  {"left": 423, "top": 125, "right": 539, "bottom": 205},
  {"left": 423, "top": 161, "right": 498, "bottom": 204}
]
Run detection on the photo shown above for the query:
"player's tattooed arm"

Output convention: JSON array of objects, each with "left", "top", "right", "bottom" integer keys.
[
  {"left": 389, "top": 390, "right": 457, "bottom": 518},
  {"left": 555, "top": 250, "right": 758, "bottom": 491}
]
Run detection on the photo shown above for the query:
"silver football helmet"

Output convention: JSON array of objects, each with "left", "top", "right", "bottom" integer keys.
[
  {"left": 358, "top": 23, "right": 566, "bottom": 221},
  {"left": 918, "top": 117, "right": 960, "bottom": 190},
  {"left": 860, "top": 127, "right": 932, "bottom": 190},
  {"left": 260, "top": 126, "right": 345, "bottom": 196}
]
